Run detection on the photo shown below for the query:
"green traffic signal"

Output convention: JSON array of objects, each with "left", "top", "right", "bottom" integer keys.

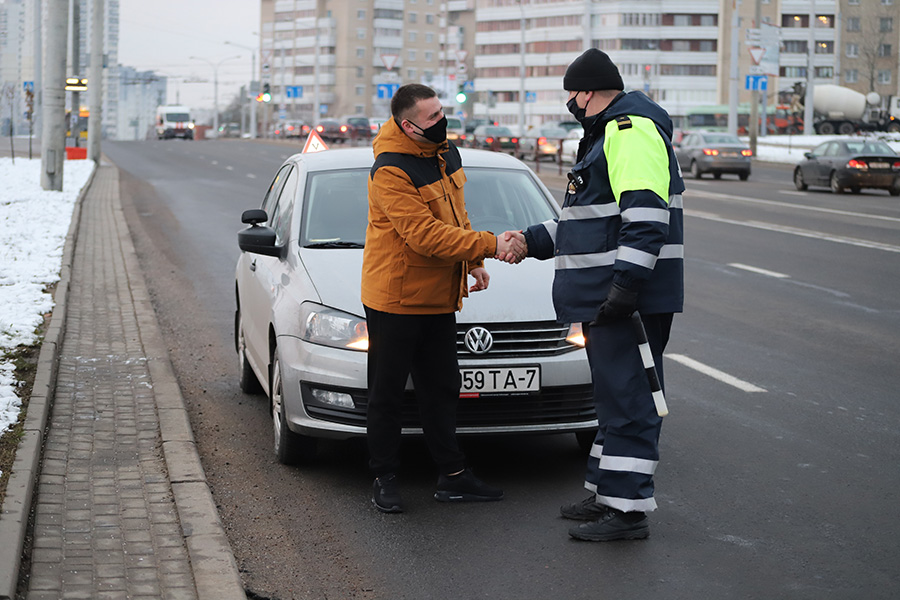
[{"left": 455, "top": 91, "right": 467, "bottom": 104}]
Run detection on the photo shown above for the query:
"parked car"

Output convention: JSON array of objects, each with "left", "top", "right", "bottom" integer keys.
[
  {"left": 469, "top": 125, "right": 518, "bottom": 154},
  {"left": 314, "top": 119, "right": 347, "bottom": 144},
  {"left": 517, "top": 126, "right": 568, "bottom": 161},
  {"left": 674, "top": 131, "right": 752, "bottom": 180},
  {"left": 446, "top": 116, "right": 467, "bottom": 144},
  {"left": 560, "top": 128, "right": 584, "bottom": 164},
  {"left": 235, "top": 147, "right": 595, "bottom": 463},
  {"left": 340, "top": 116, "right": 373, "bottom": 143},
  {"left": 793, "top": 138, "right": 900, "bottom": 195}
]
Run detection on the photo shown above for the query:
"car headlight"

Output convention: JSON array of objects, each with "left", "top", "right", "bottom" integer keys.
[
  {"left": 566, "top": 323, "right": 585, "bottom": 348},
  {"left": 299, "top": 303, "right": 368, "bottom": 351}
]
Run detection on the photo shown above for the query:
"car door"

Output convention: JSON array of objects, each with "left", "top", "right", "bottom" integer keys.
[
  {"left": 240, "top": 163, "right": 295, "bottom": 380},
  {"left": 804, "top": 142, "right": 830, "bottom": 185}
]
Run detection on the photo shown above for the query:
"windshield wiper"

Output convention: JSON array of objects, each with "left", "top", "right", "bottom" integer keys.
[{"left": 304, "top": 241, "right": 365, "bottom": 249}]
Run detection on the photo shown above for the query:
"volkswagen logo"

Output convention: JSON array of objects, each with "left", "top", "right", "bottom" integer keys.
[{"left": 464, "top": 326, "right": 493, "bottom": 354}]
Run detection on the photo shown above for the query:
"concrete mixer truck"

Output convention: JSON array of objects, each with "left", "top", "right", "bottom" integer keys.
[{"left": 795, "top": 83, "right": 900, "bottom": 134}]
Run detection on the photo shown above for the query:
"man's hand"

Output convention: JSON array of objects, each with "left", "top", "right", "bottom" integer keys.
[
  {"left": 469, "top": 267, "right": 490, "bottom": 292},
  {"left": 590, "top": 282, "right": 639, "bottom": 326},
  {"left": 495, "top": 230, "right": 527, "bottom": 264}
]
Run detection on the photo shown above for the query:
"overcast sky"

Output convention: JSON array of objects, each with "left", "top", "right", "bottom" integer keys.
[{"left": 118, "top": 0, "right": 260, "bottom": 110}]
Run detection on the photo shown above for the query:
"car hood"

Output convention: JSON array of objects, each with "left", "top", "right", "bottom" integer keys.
[{"left": 300, "top": 249, "right": 559, "bottom": 323}]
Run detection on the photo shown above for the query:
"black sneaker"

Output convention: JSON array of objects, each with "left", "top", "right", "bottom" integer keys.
[
  {"left": 568, "top": 509, "right": 649, "bottom": 542},
  {"left": 372, "top": 474, "right": 404, "bottom": 513},
  {"left": 560, "top": 495, "right": 611, "bottom": 521},
  {"left": 434, "top": 468, "right": 503, "bottom": 502}
]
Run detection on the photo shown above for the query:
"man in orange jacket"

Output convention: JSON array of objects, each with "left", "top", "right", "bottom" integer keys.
[{"left": 362, "top": 83, "right": 523, "bottom": 512}]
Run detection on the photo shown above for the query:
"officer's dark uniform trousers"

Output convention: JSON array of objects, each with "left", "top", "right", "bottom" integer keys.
[{"left": 583, "top": 313, "right": 672, "bottom": 513}]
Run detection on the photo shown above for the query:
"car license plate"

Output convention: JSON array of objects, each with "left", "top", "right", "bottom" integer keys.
[
  {"left": 869, "top": 162, "right": 890, "bottom": 169},
  {"left": 500, "top": 137, "right": 510, "bottom": 143},
  {"left": 460, "top": 366, "right": 540, "bottom": 395},
  {"left": 722, "top": 151, "right": 738, "bottom": 157}
]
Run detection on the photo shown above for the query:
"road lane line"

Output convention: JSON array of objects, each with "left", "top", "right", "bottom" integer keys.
[
  {"left": 686, "top": 210, "right": 900, "bottom": 253},
  {"left": 689, "top": 188, "right": 900, "bottom": 224},
  {"left": 728, "top": 263, "right": 790, "bottom": 278},
  {"left": 246, "top": 173, "right": 257, "bottom": 179},
  {"left": 667, "top": 354, "right": 767, "bottom": 393}
]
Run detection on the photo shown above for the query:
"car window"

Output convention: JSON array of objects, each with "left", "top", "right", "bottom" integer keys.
[
  {"left": 862, "top": 141, "right": 896, "bottom": 155},
  {"left": 825, "top": 143, "right": 843, "bottom": 157},
  {"left": 301, "top": 169, "right": 371, "bottom": 245},
  {"left": 703, "top": 134, "right": 741, "bottom": 144},
  {"left": 811, "top": 143, "right": 829, "bottom": 158},
  {"left": 463, "top": 168, "right": 558, "bottom": 233},
  {"left": 261, "top": 164, "right": 293, "bottom": 216},
  {"left": 271, "top": 168, "right": 298, "bottom": 246},
  {"left": 446, "top": 117, "right": 463, "bottom": 129},
  {"left": 541, "top": 128, "right": 568, "bottom": 138}
]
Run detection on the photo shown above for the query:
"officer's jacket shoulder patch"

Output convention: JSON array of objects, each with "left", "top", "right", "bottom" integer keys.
[{"left": 615, "top": 116, "right": 632, "bottom": 130}]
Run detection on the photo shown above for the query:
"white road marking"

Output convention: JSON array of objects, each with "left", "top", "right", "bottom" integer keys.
[
  {"left": 211, "top": 160, "right": 219, "bottom": 165},
  {"left": 667, "top": 354, "right": 767, "bottom": 393},
  {"left": 226, "top": 165, "right": 234, "bottom": 171},
  {"left": 728, "top": 263, "right": 790, "bottom": 278},
  {"left": 246, "top": 173, "right": 257, "bottom": 179}
]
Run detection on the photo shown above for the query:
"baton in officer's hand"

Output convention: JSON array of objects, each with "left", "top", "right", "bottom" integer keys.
[{"left": 631, "top": 312, "right": 668, "bottom": 417}]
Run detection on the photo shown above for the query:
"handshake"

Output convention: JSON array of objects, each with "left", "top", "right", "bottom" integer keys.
[{"left": 494, "top": 231, "right": 527, "bottom": 264}]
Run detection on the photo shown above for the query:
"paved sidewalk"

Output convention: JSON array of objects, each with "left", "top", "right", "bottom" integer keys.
[{"left": 12, "top": 162, "right": 245, "bottom": 599}]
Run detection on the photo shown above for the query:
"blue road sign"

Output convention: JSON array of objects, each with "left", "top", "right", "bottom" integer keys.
[
  {"left": 525, "top": 91, "right": 537, "bottom": 103},
  {"left": 23, "top": 81, "right": 34, "bottom": 92},
  {"left": 285, "top": 85, "right": 303, "bottom": 98},
  {"left": 463, "top": 80, "right": 475, "bottom": 93},
  {"left": 377, "top": 83, "right": 400, "bottom": 99},
  {"left": 745, "top": 74, "right": 768, "bottom": 91}
]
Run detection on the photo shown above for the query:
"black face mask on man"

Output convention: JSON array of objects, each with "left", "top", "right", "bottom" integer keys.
[{"left": 408, "top": 115, "right": 448, "bottom": 144}]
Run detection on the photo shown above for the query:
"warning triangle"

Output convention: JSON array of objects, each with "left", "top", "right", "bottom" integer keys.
[{"left": 302, "top": 130, "right": 329, "bottom": 153}]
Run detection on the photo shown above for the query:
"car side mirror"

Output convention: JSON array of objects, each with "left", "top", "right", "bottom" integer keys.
[
  {"left": 804, "top": 152, "right": 813, "bottom": 159},
  {"left": 238, "top": 209, "right": 282, "bottom": 257}
]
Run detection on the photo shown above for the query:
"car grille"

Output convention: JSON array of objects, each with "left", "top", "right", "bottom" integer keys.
[
  {"left": 302, "top": 383, "right": 595, "bottom": 430},
  {"left": 456, "top": 321, "right": 578, "bottom": 358}
]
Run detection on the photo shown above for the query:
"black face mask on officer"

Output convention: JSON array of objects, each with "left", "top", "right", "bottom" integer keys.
[
  {"left": 408, "top": 115, "right": 448, "bottom": 144},
  {"left": 566, "top": 92, "right": 587, "bottom": 122}
]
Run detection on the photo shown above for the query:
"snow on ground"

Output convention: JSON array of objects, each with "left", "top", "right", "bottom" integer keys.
[{"left": 0, "top": 157, "right": 94, "bottom": 434}]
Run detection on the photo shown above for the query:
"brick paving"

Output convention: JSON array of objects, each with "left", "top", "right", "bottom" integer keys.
[{"left": 19, "top": 164, "right": 231, "bottom": 599}]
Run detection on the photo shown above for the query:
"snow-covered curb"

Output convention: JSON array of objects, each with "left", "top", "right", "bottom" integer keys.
[{"left": 0, "top": 158, "right": 95, "bottom": 437}]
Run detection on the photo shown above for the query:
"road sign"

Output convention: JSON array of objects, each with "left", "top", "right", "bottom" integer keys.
[
  {"left": 377, "top": 83, "right": 400, "bottom": 99},
  {"left": 463, "top": 80, "right": 475, "bottom": 93},
  {"left": 23, "top": 81, "right": 34, "bottom": 92},
  {"left": 749, "top": 47, "right": 766, "bottom": 65},
  {"left": 525, "top": 91, "right": 537, "bottom": 103},
  {"left": 745, "top": 74, "right": 768, "bottom": 91},
  {"left": 285, "top": 85, "right": 303, "bottom": 98},
  {"left": 302, "top": 130, "right": 329, "bottom": 153},
  {"left": 381, "top": 54, "right": 398, "bottom": 71}
]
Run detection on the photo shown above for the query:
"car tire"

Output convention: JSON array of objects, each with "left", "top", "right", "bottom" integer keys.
[
  {"left": 849, "top": 186, "right": 861, "bottom": 194},
  {"left": 235, "top": 306, "right": 263, "bottom": 395},
  {"left": 890, "top": 181, "right": 900, "bottom": 196},
  {"left": 690, "top": 160, "right": 703, "bottom": 179},
  {"left": 830, "top": 171, "right": 844, "bottom": 194},
  {"left": 794, "top": 168, "right": 808, "bottom": 191},
  {"left": 271, "top": 349, "right": 317, "bottom": 465},
  {"left": 888, "top": 122, "right": 900, "bottom": 134},
  {"left": 739, "top": 171, "right": 750, "bottom": 181},
  {"left": 575, "top": 430, "right": 597, "bottom": 454}
]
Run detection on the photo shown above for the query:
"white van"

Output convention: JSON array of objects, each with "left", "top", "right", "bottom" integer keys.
[{"left": 155, "top": 105, "right": 194, "bottom": 140}]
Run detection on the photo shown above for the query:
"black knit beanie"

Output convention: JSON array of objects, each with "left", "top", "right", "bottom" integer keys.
[{"left": 563, "top": 48, "right": 624, "bottom": 92}]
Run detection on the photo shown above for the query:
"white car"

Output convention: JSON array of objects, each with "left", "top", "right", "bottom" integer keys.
[
  {"left": 560, "top": 128, "right": 584, "bottom": 164},
  {"left": 235, "top": 147, "right": 595, "bottom": 464}
]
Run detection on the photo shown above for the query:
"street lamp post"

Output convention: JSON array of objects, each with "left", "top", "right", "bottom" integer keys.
[
  {"left": 225, "top": 40, "right": 258, "bottom": 138},
  {"left": 189, "top": 55, "right": 241, "bottom": 135}
]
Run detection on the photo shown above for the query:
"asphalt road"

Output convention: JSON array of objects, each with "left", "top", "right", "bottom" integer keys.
[{"left": 104, "top": 139, "right": 900, "bottom": 600}]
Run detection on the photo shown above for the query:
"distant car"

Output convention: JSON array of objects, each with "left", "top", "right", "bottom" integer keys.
[
  {"left": 218, "top": 122, "right": 241, "bottom": 138},
  {"left": 466, "top": 117, "right": 493, "bottom": 134},
  {"left": 284, "top": 120, "right": 311, "bottom": 138},
  {"left": 675, "top": 131, "right": 752, "bottom": 180},
  {"left": 369, "top": 117, "right": 388, "bottom": 135},
  {"left": 556, "top": 121, "right": 581, "bottom": 132},
  {"left": 469, "top": 125, "right": 518, "bottom": 154},
  {"left": 446, "top": 116, "right": 467, "bottom": 144},
  {"left": 517, "top": 126, "right": 568, "bottom": 161},
  {"left": 234, "top": 147, "right": 595, "bottom": 464},
  {"left": 560, "top": 128, "right": 584, "bottom": 164},
  {"left": 315, "top": 119, "right": 347, "bottom": 144},
  {"left": 793, "top": 139, "right": 900, "bottom": 195},
  {"left": 340, "top": 116, "right": 373, "bottom": 143}
]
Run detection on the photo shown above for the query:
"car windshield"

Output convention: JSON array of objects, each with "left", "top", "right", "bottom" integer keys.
[
  {"left": 446, "top": 117, "right": 463, "bottom": 129},
  {"left": 701, "top": 134, "right": 742, "bottom": 144},
  {"left": 486, "top": 127, "right": 513, "bottom": 136},
  {"left": 165, "top": 113, "right": 190, "bottom": 122},
  {"left": 299, "top": 167, "right": 558, "bottom": 247},
  {"left": 347, "top": 118, "right": 369, "bottom": 126},
  {"left": 540, "top": 128, "right": 568, "bottom": 138},
  {"left": 844, "top": 141, "right": 896, "bottom": 155}
]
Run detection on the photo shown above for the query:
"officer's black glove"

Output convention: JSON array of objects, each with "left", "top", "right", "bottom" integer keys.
[{"left": 590, "top": 282, "right": 639, "bottom": 326}]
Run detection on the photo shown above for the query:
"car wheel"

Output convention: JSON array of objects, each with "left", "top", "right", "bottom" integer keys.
[
  {"left": 690, "top": 160, "right": 703, "bottom": 179},
  {"left": 713, "top": 172, "right": 722, "bottom": 180},
  {"left": 888, "top": 122, "right": 900, "bottom": 134},
  {"left": 817, "top": 122, "right": 835, "bottom": 135},
  {"left": 271, "top": 349, "right": 317, "bottom": 465},
  {"left": 739, "top": 171, "right": 750, "bottom": 181},
  {"left": 890, "top": 181, "right": 900, "bottom": 196},
  {"left": 794, "top": 168, "right": 808, "bottom": 191},
  {"left": 575, "top": 429, "right": 597, "bottom": 454},
  {"left": 849, "top": 186, "right": 861, "bottom": 194},
  {"left": 235, "top": 305, "right": 263, "bottom": 395},
  {"left": 830, "top": 171, "right": 844, "bottom": 194}
]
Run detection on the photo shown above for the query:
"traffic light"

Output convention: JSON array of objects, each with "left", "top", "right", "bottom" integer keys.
[
  {"left": 455, "top": 84, "right": 467, "bottom": 104},
  {"left": 262, "top": 83, "right": 271, "bottom": 103}
]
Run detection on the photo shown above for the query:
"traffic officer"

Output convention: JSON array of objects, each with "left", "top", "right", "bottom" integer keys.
[{"left": 520, "top": 48, "right": 685, "bottom": 541}]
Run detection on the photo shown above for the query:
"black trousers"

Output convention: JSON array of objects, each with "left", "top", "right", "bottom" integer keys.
[{"left": 364, "top": 306, "right": 466, "bottom": 477}]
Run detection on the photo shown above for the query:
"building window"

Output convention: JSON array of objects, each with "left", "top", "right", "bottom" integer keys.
[
  {"left": 846, "top": 43, "right": 859, "bottom": 57},
  {"left": 357, "top": 9, "right": 365, "bottom": 19},
  {"left": 880, "top": 17, "right": 894, "bottom": 32},
  {"left": 816, "top": 15, "right": 833, "bottom": 28},
  {"left": 409, "top": 31, "right": 417, "bottom": 42},
  {"left": 816, "top": 41, "right": 833, "bottom": 54},
  {"left": 883, "top": 0, "right": 893, "bottom": 5},
  {"left": 356, "top": 85, "right": 364, "bottom": 96},
  {"left": 407, "top": 68, "right": 417, "bottom": 79},
  {"left": 878, "top": 70, "right": 892, "bottom": 85},
  {"left": 848, "top": 0, "right": 859, "bottom": 4},
  {"left": 357, "top": 28, "right": 366, "bottom": 40},
  {"left": 357, "top": 47, "right": 365, "bottom": 58},
  {"left": 846, "top": 17, "right": 860, "bottom": 32},
  {"left": 879, "top": 44, "right": 893, "bottom": 57},
  {"left": 815, "top": 66, "right": 834, "bottom": 78},
  {"left": 356, "top": 66, "right": 364, "bottom": 78},
  {"left": 408, "top": 49, "right": 416, "bottom": 61},
  {"left": 425, "top": 32, "right": 434, "bottom": 43},
  {"left": 699, "top": 40, "right": 715, "bottom": 52},
  {"left": 845, "top": 69, "right": 858, "bottom": 83},
  {"left": 783, "top": 40, "right": 808, "bottom": 54},
  {"left": 424, "top": 51, "right": 433, "bottom": 62},
  {"left": 426, "top": 14, "right": 434, "bottom": 24},
  {"left": 408, "top": 12, "right": 417, "bottom": 24},
  {"left": 672, "top": 40, "right": 690, "bottom": 52},
  {"left": 700, "top": 15, "right": 716, "bottom": 26}
]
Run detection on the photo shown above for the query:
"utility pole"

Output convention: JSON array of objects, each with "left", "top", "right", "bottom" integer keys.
[
  {"left": 33, "top": 0, "right": 42, "bottom": 140},
  {"left": 749, "top": 0, "right": 761, "bottom": 155},
  {"left": 71, "top": 0, "right": 82, "bottom": 147},
  {"left": 41, "top": 0, "right": 70, "bottom": 191},
  {"left": 88, "top": 0, "right": 104, "bottom": 163},
  {"left": 803, "top": 2, "right": 816, "bottom": 135},
  {"left": 518, "top": 0, "right": 526, "bottom": 134},
  {"left": 728, "top": 0, "right": 740, "bottom": 137}
]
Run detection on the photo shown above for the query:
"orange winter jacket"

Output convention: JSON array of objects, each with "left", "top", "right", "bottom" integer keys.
[{"left": 361, "top": 117, "right": 497, "bottom": 314}]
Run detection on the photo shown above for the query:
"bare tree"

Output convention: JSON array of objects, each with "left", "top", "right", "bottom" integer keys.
[{"left": 856, "top": 12, "right": 894, "bottom": 93}]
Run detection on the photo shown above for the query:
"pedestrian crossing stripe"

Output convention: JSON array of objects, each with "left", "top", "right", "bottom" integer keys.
[{"left": 302, "top": 130, "right": 329, "bottom": 153}]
